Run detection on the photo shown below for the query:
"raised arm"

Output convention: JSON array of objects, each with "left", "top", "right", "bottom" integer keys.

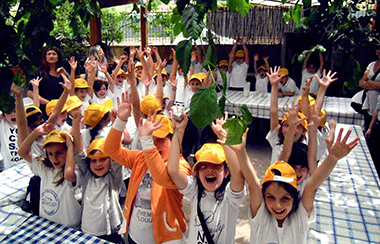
[
  {"left": 302, "top": 51, "right": 312, "bottom": 70},
  {"left": 62, "top": 132, "right": 76, "bottom": 183},
  {"left": 155, "top": 59, "right": 167, "bottom": 108},
  {"left": 301, "top": 77, "right": 312, "bottom": 120},
  {"left": 46, "top": 74, "right": 71, "bottom": 125},
  {"left": 228, "top": 36, "right": 239, "bottom": 73},
  {"left": 167, "top": 112, "right": 189, "bottom": 190},
  {"left": 170, "top": 48, "right": 178, "bottom": 81},
  {"left": 30, "top": 77, "right": 42, "bottom": 107},
  {"left": 263, "top": 56, "right": 269, "bottom": 71},
  {"left": 112, "top": 55, "right": 128, "bottom": 82},
  {"left": 100, "top": 63, "right": 115, "bottom": 92},
  {"left": 318, "top": 51, "right": 324, "bottom": 72},
  {"left": 126, "top": 60, "right": 142, "bottom": 126},
  {"left": 302, "top": 128, "right": 359, "bottom": 216},
  {"left": 268, "top": 66, "right": 284, "bottom": 131},
  {"left": 315, "top": 70, "right": 337, "bottom": 113},
  {"left": 84, "top": 57, "right": 96, "bottom": 99},
  {"left": 253, "top": 54, "right": 259, "bottom": 74},
  {"left": 70, "top": 107, "right": 83, "bottom": 153},
  {"left": 242, "top": 41, "right": 249, "bottom": 64},
  {"left": 68, "top": 56, "right": 77, "bottom": 95},
  {"left": 12, "top": 83, "right": 28, "bottom": 146}
]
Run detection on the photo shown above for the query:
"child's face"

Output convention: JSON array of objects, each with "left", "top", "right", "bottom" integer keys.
[
  {"left": 189, "top": 79, "right": 201, "bottom": 93},
  {"left": 4, "top": 110, "right": 16, "bottom": 124},
  {"left": 281, "top": 121, "right": 305, "bottom": 142},
  {"left": 293, "top": 165, "right": 308, "bottom": 184},
  {"left": 57, "top": 111, "right": 68, "bottom": 126},
  {"left": 178, "top": 67, "right": 184, "bottom": 76},
  {"left": 219, "top": 65, "right": 228, "bottom": 72},
  {"left": 264, "top": 182, "right": 294, "bottom": 223},
  {"left": 46, "top": 143, "right": 67, "bottom": 169},
  {"left": 28, "top": 118, "right": 44, "bottom": 134},
  {"left": 235, "top": 57, "right": 244, "bottom": 65},
  {"left": 116, "top": 75, "right": 124, "bottom": 86},
  {"left": 162, "top": 74, "right": 168, "bottom": 83},
  {"left": 90, "top": 151, "right": 111, "bottom": 177},
  {"left": 75, "top": 88, "right": 88, "bottom": 101},
  {"left": 259, "top": 69, "right": 267, "bottom": 79},
  {"left": 96, "top": 84, "right": 107, "bottom": 98},
  {"left": 196, "top": 162, "right": 229, "bottom": 192},
  {"left": 153, "top": 136, "right": 171, "bottom": 162},
  {"left": 307, "top": 64, "right": 317, "bottom": 74},
  {"left": 280, "top": 76, "right": 288, "bottom": 85},
  {"left": 136, "top": 67, "right": 143, "bottom": 77}
]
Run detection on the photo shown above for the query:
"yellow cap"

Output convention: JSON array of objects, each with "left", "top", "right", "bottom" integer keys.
[
  {"left": 296, "top": 95, "right": 327, "bottom": 128},
  {"left": 75, "top": 78, "right": 90, "bottom": 89},
  {"left": 258, "top": 65, "right": 268, "bottom": 71},
  {"left": 262, "top": 161, "right": 297, "bottom": 190},
  {"left": 153, "top": 68, "right": 168, "bottom": 79},
  {"left": 189, "top": 73, "right": 203, "bottom": 84},
  {"left": 42, "top": 130, "right": 73, "bottom": 149},
  {"left": 235, "top": 50, "right": 245, "bottom": 58},
  {"left": 135, "top": 62, "right": 143, "bottom": 68},
  {"left": 87, "top": 138, "right": 108, "bottom": 159},
  {"left": 219, "top": 60, "right": 228, "bottom": 67},
  {"left": 278, "top": 68, "right": 289, "bottom": 76},
  {"left": 65, "top": 96, "right": 82, "bottom": 113},
  {"left": 151, "top": 115, "right": 173, "bottom": 138},
  {"left": 46, "top": 99, "right": 69, "bottom": 116},
  {"left": 25, "top": 106, "right": 42, "bottom": 118},
  {"left": 84, "top": 99, "right": 113, "bottom": 128},
  {"left": 113, "top": 69, "right": 127, "bottom": 78},
  {"left": 281, "top": 112, "right": 308, "bottom": 131},
  {"left": 140, "top": 94, "right": 161, "bottom": 116},
  {"left": 193, "top": 143, "right": 226, "bottom": 173}
]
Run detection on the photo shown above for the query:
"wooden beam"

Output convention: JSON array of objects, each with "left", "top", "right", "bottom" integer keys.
[
  {"left": 90, "top": 15, "right": 102, "bottom": 46},
  {"left": 141, "top": 6, "right": 148, "bottom": 48}
]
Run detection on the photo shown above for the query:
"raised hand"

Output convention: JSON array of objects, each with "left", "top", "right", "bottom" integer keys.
[
  {"left": 30, "top": 76, "right": 42, "bottom": 88},
  {"left": 112, "top": 56, "right": 120, "bottom": 65},
  {"left": 168, "top": 74, "right": 177, "bottom": 88},
  {"left": 56, "top": 67, "right": 69, "bottom": 77},
  {"left": 263, "top": 56, "right": 269, "bottom": 62},
  {"left": 325, "top": 128, "right": 359, "bottom": 161},
  {"left": 315, "top": 69, "right": 337, "bottom": 89},
  {"left": 99, "top": 63, "right": 108, "bottom": 74},
  {"left": 267, "top": 66, "right": 283, "bottom": 86},
  {"left": 60, "top": 73, "right": 72, "bottom": 92},
  {"left": 211, "top": 112, "right": 229, "bottom": 144},
  {"left": 60, "top": 131, "right": 73, "bottom": 148},
  {"left": 35, "top": 122, "right": 55, "bottom": 136},
  {"left": 138, "top": 110, "right": 164, "bottom": 137},
  {"left": 302, "top": 76, "right": 312, "bottom": 95},
  {"left": 254, "top": 53, "right": 259, "bottom": 62},
  {"left": 308, "top": 104, "right": 326, "bottom": 131},
  {"left": 11, "top": 82, "right": 24, "bottom": 98},
  {"left": 117, "top": 91, "right": 132, "bottom": 122},
  {"left": 281, "top": 101, "right": 306, "bottom": 127},
  {"left": 170, "top": 110, "right": 188, "bottom": 131},
  {"left": 69, "top": 56, "right": 77, "bottom": 71}
]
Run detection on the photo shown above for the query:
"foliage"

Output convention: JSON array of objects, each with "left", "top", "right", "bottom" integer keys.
[
  {"left": 289, "top": 0, "right": 379, "bottom": 91},
  {"left": 167, "top": 0, "right": 253, "bottom": 144},
  {"left": 0, "top": 0, "right": 100, "bottom": 113}
]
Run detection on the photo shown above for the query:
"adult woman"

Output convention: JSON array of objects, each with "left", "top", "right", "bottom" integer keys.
[
  {"left": 27, "top": 46, "right": 74, "bottom": 119},
  {"left": 85, "top": 45, "right": 107, "bottom": 80},
  {"left": 359, "top": 44, "right": 380, "bottom": 130}
]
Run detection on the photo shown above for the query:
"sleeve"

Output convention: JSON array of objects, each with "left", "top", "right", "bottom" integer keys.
[
  {"left": 27, "top": 154, "right": 45, "bottom": 176},
  {"left": 74, "top": 151, "right": 88, "bottom": 175},
  {"left": 226, "top": 183, "right": 247, "bottom": 208},
  {"left": 143, "top": 149, "right": 191, "bottom": 189},
  {"left": 376, "top": 95, "right": 380, "bottom": 110},
  {"left": 179, "top": 175, "right": 198, "bottom": 199},
  {"left": 266, "top": 125, "right": 280, "bottom": 148},
  {"left": 104, "top": 126, "right": 143, "bottom": 169}
]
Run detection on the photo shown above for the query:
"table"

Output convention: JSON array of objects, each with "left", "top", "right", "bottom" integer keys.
[
  {"left": 220, "top": 91, "right": 364, "bottom": 126},
  {"left": 307, "top": 124, "right": 380, "bottom": 243}
]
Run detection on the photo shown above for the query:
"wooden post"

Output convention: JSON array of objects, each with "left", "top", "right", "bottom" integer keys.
[
  {"left": 141, "top": 6, "right": 148, "bottom": 48},
  {"left": 90, "top": 15, "right": 102, "bottom": 46}
]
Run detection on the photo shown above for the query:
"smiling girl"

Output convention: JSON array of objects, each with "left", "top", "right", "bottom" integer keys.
[{"left": 18, "top": 125, "right": 82, "bottom": 229}]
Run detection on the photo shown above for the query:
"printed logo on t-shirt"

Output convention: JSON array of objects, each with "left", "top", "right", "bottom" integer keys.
[
  {"left": 8, "top": 127, "right": 22, "bottom": 163},
  {"left": 41, "top": 189, "right": 60, "bottom": 216},
  {"left": 195, "top": 208, "right": 225, "bottom": 243},
  {"left": 134, "top": 172, "right": 153, "bottom": 223}
]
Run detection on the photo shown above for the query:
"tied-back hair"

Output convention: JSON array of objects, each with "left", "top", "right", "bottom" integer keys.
[
  {"left": 37, "top": 46, "right": 64, "bottom": 79},
  {"left": 89, "top": 112, "right": 110, "bottom": 142},
  {"left": 37, "top": 142, "right": 67, "bottom": 186},
  {"left": 196, "top": 162, "right": 230, "bottom": 202},
  {"left": 262, "top": 170, "right": 300, "bottom": 218}
]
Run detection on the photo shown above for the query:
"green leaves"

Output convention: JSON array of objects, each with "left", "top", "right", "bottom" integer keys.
[
  {"left": 189, "top": 85, "right": 219, "bottom": 129},
  {"left": 222, "top": 105, "right": 253, "bottom": 145},
  {"left": 227, "top": 0, "right": 250, "bottom": 18},
  {"left": 204, "top": 30, "right": 217, "bottom": 71},
  {"left": 182, "top": 5, "right": 204, "bottom": 39},
  {"left": 175, "top": 39, "right": 192, "bottom": 76},
  {"left": 291, "top": 4, "right": 302, "bottom": 23}
]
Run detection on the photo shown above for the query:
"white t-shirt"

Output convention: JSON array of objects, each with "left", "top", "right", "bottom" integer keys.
[
  {"left": 28, "top": 154, "right": 82, "bottom": 229},
  {"left": 266, "top": 125, "right": 285, "bottom": 165},
  {"left": 0, "top": 118, "right": 24, "bottom": 170},
  {"left": 194, "top": 62, "right": 206, "bottom": 74},
  {"left": 81, "top": 122, "right": 112, "bottom": 150},
  {"left": 90, "top": 90, "right": 117, "bottom": 108},
  {"left": 113, "top": 81, "right": 130, "bottom": 110},
  {"left": 129, "top": 169, "right": 154, "bottom": 244},
  {"left": 180, "top": 176, "right": 246, "bottom": 244},
  {"left": 183, "top": 86, "right": 195, "bottom": 110},
  {"left": 175, "top": 71, "right": 185, "bottom": 105},
  {"left": 229, "top": 61, "right": 249, "bottom": 88},
  {"left": 250, "top": 200, "right": 315, "bottom": 244},
  {"left": 255, "top": 74, "right": 269, "bottom": 92},
  {"left": 136, "top": 80, "right": 157, "bottom": 100},
  {"left": 301, "top": 69, "right": 322, "bottom": 94},
  {"left": 362, "top": 61, "right": 380, "bottom": 115},
  {"left": 278, "top": 77, "right": 299, "bottom": 95}
]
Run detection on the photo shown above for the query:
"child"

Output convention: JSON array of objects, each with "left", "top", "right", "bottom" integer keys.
[
  {"left": 267, "top": 67, "right": 308, "bottom": 165},
  {"left": 277, "top": 68, "right": 299, "bottom": 97},
  {"left": 18, "top": 126, "right": 82, "bottom": 229},
  {"left": 253, "top": 54, "right": 270, "bottom": 92},
  {"left": 215, "top": 60, "right": 229, "bottom": 91},
  {"left": 229, "top": 127, "right": 359, "bottom": 243},
  {"left": 228, "top": 36, "right": 249, "bottom": 90},
  {"left": 167, "top": 112, "right": 246, "bottom": 244},
  {"left": 73, "top": 78, "right": 91, "bottom": 115},
  {"left": 104, "top": 91, "right": 191, "bottom": 243},
  {"left": 300, "top": 49, "right": 324, "bottom": 94},
  {"left": 71, "top": 105, "right": 124, "bottom": 243}
]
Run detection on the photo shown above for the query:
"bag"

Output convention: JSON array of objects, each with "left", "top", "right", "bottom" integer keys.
[{"left": 351, "top": 89, "right": 368, "bottom": 114}]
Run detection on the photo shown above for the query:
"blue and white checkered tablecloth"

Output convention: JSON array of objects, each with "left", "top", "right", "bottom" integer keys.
[
  {"left": 307, "top": 124, "right": 380, "bottom": 243},
  {"left": 0, "top": 205, "right": 30, "bottom": 242},
  {"left": 220, "top": 91, "right": 365, "bottom": 126},
  {"left": 2, "top": 214, "right": 111, "bottom": 244},
  {"left": 0, "top": 163, "right": 33, "bottom": 206}
]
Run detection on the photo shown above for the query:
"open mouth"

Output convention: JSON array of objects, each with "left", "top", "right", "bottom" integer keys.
[
  {"left": 205, "top": 176, "right": 217, "bottom": 183},
  {"left": 11, "top": 118, "right": 16, "bottom": 123},
  {"left": 273, "top": 209, "right": 285, "bottom": 215}
]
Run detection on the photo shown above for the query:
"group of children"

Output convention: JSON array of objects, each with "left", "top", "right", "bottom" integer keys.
[{"left": 1, "top": 42, "right": 360, "bottom": 244}]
